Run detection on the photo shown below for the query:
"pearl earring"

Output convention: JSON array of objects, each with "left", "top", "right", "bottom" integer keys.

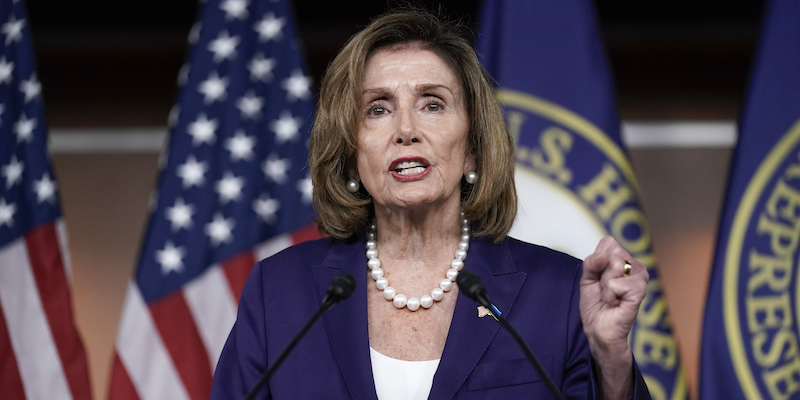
[
  {"left": 347, "top": 179, "right": 360, "bottom": 193},
  {"left": 465, "top": 171, "right": 478, "bottom": 184}
]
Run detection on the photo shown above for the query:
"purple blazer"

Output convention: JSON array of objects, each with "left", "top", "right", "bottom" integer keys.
[{"left": 210, "top": 236, "right": 650, "bottom": 399}]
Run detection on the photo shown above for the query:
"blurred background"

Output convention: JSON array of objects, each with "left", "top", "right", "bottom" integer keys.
[{"left": 24, "top": 0, "right": 764, "bottom": 398}]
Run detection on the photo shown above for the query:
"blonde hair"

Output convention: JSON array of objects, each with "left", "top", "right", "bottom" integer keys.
[{"left": 308, "top": 8, "right": 517, "bottom": 243}]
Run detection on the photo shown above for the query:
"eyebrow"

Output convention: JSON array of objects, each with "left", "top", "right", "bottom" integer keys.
[{"left": 361, "top": 84, "right": 455, "bottom": 97}]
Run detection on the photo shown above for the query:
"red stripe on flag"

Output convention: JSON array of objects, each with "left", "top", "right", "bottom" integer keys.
[
  {"left": 290, "top": 223, "right": 323, "bottom": 244},
  {"left": 148, "top": 292, "right": 212, "bottom": 400},
  {"left": 106, "top": 351, "right": 141, "bottom": 400},
  {"left": 24, "top": 223, "right": 93, "bottom": 400},
  {"left": 0, "top": 300, "right": 27, "bottom": 400},
  {"left": 221, "top": 251, "right": 256, "bottom": 305}
]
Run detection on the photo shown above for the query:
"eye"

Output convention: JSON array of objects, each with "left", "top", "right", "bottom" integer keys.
[
  {"left": 365, "top": 100, "right": 389, "bottom": 116},
  {"left": 371, "top": 106, "right": 386, "bottom": 115},
  {"left": 426, "top": 103, "right": 440, "bottom": 111}
]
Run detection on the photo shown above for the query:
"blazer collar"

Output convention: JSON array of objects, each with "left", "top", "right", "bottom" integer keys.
[
  {"left": 312, "top": 237, "right": 526, "bottom": 400},
  {"left": 313, "top": 238, "right": 378, "bottom": 399},
  {"left": 430, "top": 238, "right": 526, "bottom": 399}
]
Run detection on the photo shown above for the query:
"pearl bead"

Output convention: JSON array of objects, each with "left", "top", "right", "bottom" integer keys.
[
  {"left": 367, "top": 258, "right": 381, "bottom": 270},
  {"left": 366, "top": 249, "right": 378, "bottom": 259},
  {"left": 455, "top": 249, "right": 467, "bottom": 261},
  {"left": 406, "top": 297, "right": 421, "bottom": 311},
  {"left": 376, "top": 277, "right": 388, "bottom": 290},
  {"left": 461, "top": 225, "right": 470, "bottom": 234},
  {"left": 461, "top": 218, "right": 469, "bottom": 227},
  {"left": 370, "top": 268, "right": 383, "bottom": 280},
  {"left": 383, "top": 287, "right": 396, "bottom": 300},
  {"left": 446, "top": 268, "right": 459, "bottom": 281},
  {"left": 367, "top": 231, "right": 376, "bottom": 240},
  {"left": 465, "top": 171, "right": 477, "bottom": 184},
  {"left": 458, "top": 241, "right": 469, "bottom": 251},
  {"left": 440, "top": 279, "right": 453, "bottom": 292},
  {"left": 432, "top": 288, "right": 444, "bottom": 301},
  {"left": 393, "top": 294, "right": 407, "bottom": 308},
  {"left": 420, "top": 295, "right": 433, "bottom": 308},
  {"left": 347, "top": 179, "right": 360, "bottom": 193},
  {"left": 451, "top": 259, "right": 464, "bottom": 271},
  {"left": 366, "top": 240, "right": 376, "bottom": 250},
  {"left": 461, "top": 233, "right": 470, "bottom": 242}
]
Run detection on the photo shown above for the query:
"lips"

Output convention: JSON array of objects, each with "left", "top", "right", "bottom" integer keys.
[{"left": 389, "top": 157, "right": 430, "bottom": 181}]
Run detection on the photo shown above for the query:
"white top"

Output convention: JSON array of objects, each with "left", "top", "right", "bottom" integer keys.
[{"left": 370, "top": 347, "right": 440, "bottom": 400}]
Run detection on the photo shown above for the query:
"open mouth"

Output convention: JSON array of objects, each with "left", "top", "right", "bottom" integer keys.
[
  {"left": 393, "top": 161, "right": 428, "bottom": 175},
  {"left": 389, "top": 158, "right": 431, "bottom": 180}
]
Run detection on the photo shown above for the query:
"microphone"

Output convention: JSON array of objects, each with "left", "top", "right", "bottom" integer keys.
[
  {"left": 243, "top": 273, "right": 356, "bottom": 400},
  {"left": 456, "top": 270, "right": 566, "bottom": 400}
]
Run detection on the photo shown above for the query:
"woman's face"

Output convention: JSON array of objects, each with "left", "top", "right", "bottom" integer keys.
[{"left": 354, "top": 46, "right": 474, "bottom": 213}]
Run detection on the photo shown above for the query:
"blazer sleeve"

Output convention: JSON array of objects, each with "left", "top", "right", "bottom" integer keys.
[{"left": 210, "top": 262, "right": 270, "bottom": 399}]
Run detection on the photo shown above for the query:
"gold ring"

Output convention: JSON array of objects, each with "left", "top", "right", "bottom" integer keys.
[{"left": 623, "top": 261, "right": 632, "bottom": 276}]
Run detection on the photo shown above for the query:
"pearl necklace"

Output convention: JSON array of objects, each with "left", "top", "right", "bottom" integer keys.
[{"left": 366, "top": 214, "right": 470, "bottom": 311}]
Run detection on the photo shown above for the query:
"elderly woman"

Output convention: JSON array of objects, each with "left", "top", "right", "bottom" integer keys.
[{"left": 211, "top": 9, "right": 650, "bottom": 400}]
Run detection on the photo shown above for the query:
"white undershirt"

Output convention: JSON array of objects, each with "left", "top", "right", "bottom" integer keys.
[{"left": 370, "top": 347, "right": 440, "bottom": 400}]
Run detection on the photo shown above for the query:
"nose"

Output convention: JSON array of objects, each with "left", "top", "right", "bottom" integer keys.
[{"left": 395, "top": 107, "right": 419, "bottom": 145}]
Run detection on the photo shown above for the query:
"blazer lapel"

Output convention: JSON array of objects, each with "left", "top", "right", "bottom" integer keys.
[
  {"left": 313, "top": 240, "right": 378, "bottom": 399},
  {"left": 429, "top": 239, "right": 526, "bottom": 399}
]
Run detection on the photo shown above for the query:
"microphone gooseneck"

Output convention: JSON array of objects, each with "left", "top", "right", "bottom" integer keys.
[
  {"left": 456, "top": 270, "right": 567, "bottom": 400},
  {"left": 243, "top": 273, "right": 356, "bottom": 400}
]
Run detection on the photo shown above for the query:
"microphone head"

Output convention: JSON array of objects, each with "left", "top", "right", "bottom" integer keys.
[
  {"left": 456, "top": 269, "right": 483, "bottom": 302},
  {"left": 325, "top": 273, "right": 356, "bottom": 305}
]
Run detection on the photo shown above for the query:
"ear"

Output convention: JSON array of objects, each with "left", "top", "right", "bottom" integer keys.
[
  {"left": 348, "top": 159, "right": 360, "bottom": 182},
  {"left": 463, "top": 153, "right": 477, "bottom": 175}
]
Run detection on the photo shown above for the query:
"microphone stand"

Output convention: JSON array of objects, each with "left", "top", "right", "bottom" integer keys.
[
  {"left": 457, "top": 270, "right": 566, "bottom": 400},
  {"left": 242, "top": 273, "right": 355, "bottom": 400}
]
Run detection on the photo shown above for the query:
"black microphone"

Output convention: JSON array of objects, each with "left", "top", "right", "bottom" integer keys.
[
  {"left": 456, "top": 270, "right": 566, "bottom": 400},
  {"left": 243, "top": 273, "right": 356, "bottom": 400}
]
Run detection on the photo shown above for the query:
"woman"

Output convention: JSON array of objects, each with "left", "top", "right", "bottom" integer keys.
[{"left": 211, "top": 9, "right": 650, "bottom": 399}]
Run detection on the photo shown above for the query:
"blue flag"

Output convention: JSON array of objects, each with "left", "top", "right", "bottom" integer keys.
[
  {"left": 700, "top": 0, "right": 800, "bottom": 398},
  {"left": 108, "top": 0, "right": 319, "bottom": 398},
  {"left": 478, "top": 1, "right": 688, "bottom": 397}
]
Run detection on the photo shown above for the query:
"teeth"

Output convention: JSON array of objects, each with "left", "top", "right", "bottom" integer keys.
[
  {"left": 397, "top": 166, "right": 426, "bottom": 175},
  {"left": 396, "top": 161, "right": 423, "bottom": 169}
]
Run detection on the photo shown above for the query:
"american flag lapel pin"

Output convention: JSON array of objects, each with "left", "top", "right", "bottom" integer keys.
[{"left": 477, "top": 305, "right": 502, "bottom": 322}]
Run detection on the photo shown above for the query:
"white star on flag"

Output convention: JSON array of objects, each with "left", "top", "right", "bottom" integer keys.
[
  {"left": 220, "top": 0, "right": 249, "bottom": 20},
  {"left": 33, "top": 172, "right": 57, "bottom": 204},
  {"left": 248, "top": 53, "right": 276, "bottom": 82},
  {"left": 271, "top": 111, "right": 301, "bottom": 144},
  {"left": 188, "top": 22, "right": 202, "bottom": 45},
  {"left": 198, "top": 72, "right": 229, "bottom": 104},
  {"left": 297, "top": 175, "right": 313, "bottom": 204},
  {"left": 0, "top": 57, "right": 13, "bottom": 85},
  {"left": 253, "top": 193, "right": 280, "bottom": 223},
  {"left": 0, "top": 198, "right": 16, "bottom": 227},
  {"left": 215, "top": 171, "right": 244, "bottom": 203},
  {"left": 176, "top": 155, "right": 208, "bottom": 188},
  {"left": 2, "top": 15, "right": 24, "bottom": 45},
  {"left": 20, "top": 73, "right": 40, "bottom": 102},
  {"left": 226, "top": 131, "right": 255, "bottom": 161},
  {"left": 205, "top": 213, "right": 234, "bottom": 246},
  {"left": 188, "top": 113, "right": 218, "bottom": 145},
  {"left": 237, "top": 91, "right": 264, "bottom": 119},
  {"left": 156, "top": 241, "right": 186, "bottom": 274},
  {"left": 14, "top": 113, "right": 35, "bottom": 143},
  {"left": 166, "top": 198, "right": 194, "bottom": 231},
  {"left": 255, "top": 13, "right": 285, "bottom": 42},
  {"left": 262, "top": 154, "right": 290, "bottom": 184},
  {"left": 2, "top": 155, "right": 23, "bottom": 188},
  {"left": 282, "top": 69, "right": 311, "bottom": 102},
  {"left": 208, "top": 30, "right": 240, "bottom": 62}
]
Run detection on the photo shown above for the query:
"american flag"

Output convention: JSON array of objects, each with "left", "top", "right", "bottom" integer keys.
[
  {"left": 0, "top": 0, "right": 94, "bottom": 399},
  {"left": 106, "top": 0, "right": 319, "bottom": 399}
]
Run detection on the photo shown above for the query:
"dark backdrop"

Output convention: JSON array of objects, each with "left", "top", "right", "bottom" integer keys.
[{"left": 25, "top": 0, "right": 764, "bottom": 127}]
